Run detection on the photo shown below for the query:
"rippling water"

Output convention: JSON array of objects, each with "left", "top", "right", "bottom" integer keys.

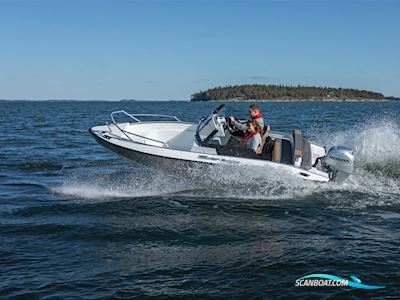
[{"left": 1, "top": 100, "right": 400, "bottom": 298}]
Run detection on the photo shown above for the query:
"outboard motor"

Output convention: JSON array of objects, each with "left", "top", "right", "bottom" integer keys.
[{"left": 323, "top": 146, "right": 355, "bottom": 182}]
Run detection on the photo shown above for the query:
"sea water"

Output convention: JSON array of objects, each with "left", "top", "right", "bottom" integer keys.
[{"left": 1, "top": 100, "right": 399, "bottom": 298}]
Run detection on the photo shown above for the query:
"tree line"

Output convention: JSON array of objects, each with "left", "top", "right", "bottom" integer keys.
[{"left": 190, "top": 84, "right": 385, "bottom": 101}]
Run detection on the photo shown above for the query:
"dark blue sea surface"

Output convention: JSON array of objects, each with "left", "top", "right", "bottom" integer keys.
[{"left": 1, "top": 100, "right": 400, "bottom": 299}]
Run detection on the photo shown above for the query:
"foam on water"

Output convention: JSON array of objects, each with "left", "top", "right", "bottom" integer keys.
[
  {"left": 315, "top": 117, "right": 400, "bottom": 168},
  {"left": 52, "top": 170, "right": 195, "bottom": 201},
  {"left": 53, "top": 184, "right": 139, "bottom": 199},
  {"left": 309, "top": 118, "right": 400, "bottom": 207},
  {"left": 53, "top": 163, "right": 316, "bottom": 202},
  {"left": 327, "top": 119, "right": 399, "bottom": 178}
]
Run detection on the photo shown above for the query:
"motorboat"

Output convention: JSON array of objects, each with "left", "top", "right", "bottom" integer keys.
[{"left": 89, "top": 104, "right": 355, "bottom": 182}]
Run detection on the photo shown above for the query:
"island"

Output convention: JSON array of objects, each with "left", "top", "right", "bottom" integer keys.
[
  {"left": 190, "top": 84, "right": 387, "bottom": 101},
  {"left": 385, "top": 96, "right": 400, "bottom": 101}
]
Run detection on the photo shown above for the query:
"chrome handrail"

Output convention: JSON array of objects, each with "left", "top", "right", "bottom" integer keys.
[
  {"left": 111, "top": 110, "right": 140, "bottom": 124},
  {"left": 131, "top": 114, "right": 181, "bottom": 122},
  {"left": 110, "top": 110, "right": 181, "bottom": 123},
  {"left": 122, "top": 129, "right": 169, "bottom": 147},
  {"left": 108, "top": 110, "right": 176, "bottom": 147}
]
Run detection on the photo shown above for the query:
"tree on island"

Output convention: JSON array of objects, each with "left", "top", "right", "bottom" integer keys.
[{"left": 190, "top": 84, "right": 385, "bottom": 101}]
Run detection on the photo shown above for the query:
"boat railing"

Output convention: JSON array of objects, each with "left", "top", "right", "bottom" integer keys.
[
  {"left": 110, "top": 110, "right": 181, "bottom": 124},
  {"left": 108, "top": 110, "right": 181, "bottom": 147}
]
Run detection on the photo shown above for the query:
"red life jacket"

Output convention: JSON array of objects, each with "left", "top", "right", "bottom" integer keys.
[
  {"left": 252, "top": 113, "right": 263, "bottom": 119},
  {"left": 243, "top": 131, "right": 258, "bottom": 143}
]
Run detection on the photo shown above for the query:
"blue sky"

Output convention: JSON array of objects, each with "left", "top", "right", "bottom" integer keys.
[{"left": 0, "top": 0, "right": 399, "bottom": 100}]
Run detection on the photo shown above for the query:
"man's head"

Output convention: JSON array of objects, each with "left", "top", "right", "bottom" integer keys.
[{"left": 249, "top": 104, "right": 261, "bottom": 118}]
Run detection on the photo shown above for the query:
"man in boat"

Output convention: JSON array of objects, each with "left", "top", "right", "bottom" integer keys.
[{"left": 228, "top": 103, "right": 264, "bottom": 137}]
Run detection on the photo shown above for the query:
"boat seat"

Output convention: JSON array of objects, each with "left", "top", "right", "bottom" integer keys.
[
  {"left": 256, "top": 125, "right": 270, "bottom": 155},
  {"left": 272, "top": 138, "right": 282, "bottom": 162},
  {"left": 282, "top": 140, "right": 292, "bottom": 164},
  {"left": 272, "top": 138, "right": 292, "bottom": 164},
  {"left": 301, "top": 139, "right": 312, "bottom": 170},
  {"left": 293, "top": 128, "right": 303, "bottom": 164}
]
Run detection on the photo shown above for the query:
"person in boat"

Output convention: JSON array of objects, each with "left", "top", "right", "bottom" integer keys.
[
  {"left": 243, "top": 120, "right": 262, "bottom": 152},
  {"left": 228, "top": 103, "right": 264, "bottom": 136}
]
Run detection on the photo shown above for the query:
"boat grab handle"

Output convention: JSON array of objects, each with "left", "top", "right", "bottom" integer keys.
[
  {"left": 111, "top": 110, "right": 140, "bottom": 124},
  {"left": 111, "top": 110, "right": 181, "bottom": 123},
  {"left": 109, "top": 110, "right": 173, "bottom": 147}
]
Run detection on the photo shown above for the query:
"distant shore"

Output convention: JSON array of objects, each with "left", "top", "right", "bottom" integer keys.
[
  {"left": 1, "top": 98, "right": 399, "bottom": 102},
  {"left": 194, "top": 98, "right": 393, "bottom": 102},
  {"left": 190, "top": 84, "right": 398, "bottom": 102}
]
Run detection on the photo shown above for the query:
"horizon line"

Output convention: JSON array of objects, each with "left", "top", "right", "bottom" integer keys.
[{"left": 0, "top": 99, "right": 190, "bottom": 102}]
